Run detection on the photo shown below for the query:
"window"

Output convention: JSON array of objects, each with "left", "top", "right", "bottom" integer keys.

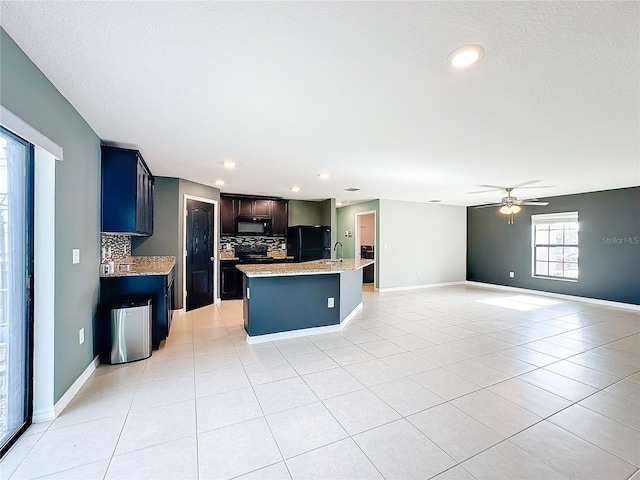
[{"left": 532, "top": 212, "right": 578, "bottom": 280}]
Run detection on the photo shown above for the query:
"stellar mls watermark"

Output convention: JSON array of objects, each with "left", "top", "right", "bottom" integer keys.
[{"left": 602, "top": 236, "right": 639, "bottom": 245}]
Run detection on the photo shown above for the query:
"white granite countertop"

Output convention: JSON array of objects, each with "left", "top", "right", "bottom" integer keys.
[
  {"left": 237, "top": 258, "right": 374, "bottom": 278},
  {"left": 100, "top": 256, "right": 175, "bottom": 277}
]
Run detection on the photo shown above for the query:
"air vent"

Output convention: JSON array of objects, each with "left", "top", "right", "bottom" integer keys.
[{"left": 344, "top": 187, "right": 360, "bottom": 192}]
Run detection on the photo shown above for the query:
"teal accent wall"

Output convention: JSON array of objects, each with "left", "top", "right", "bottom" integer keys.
[
  {"left": 467, "top": 187, "right": 640, "bottom": 305},
  {"left": 132, "top": 177, "right": 180, "bottom": 259},
  {"left": 288, "top": 200, "right": 325, "bottom": 226},
  {"left": 324, "top": 198, "right": 337, "bottom": 255},
  {"left": 1, "top": 29, "right": 101, "bottom": 401},
  {"left": 336, "top": 200, "right": 380, "bottom": 284},
  {"left": 132, "top": 177, "right": 220, "bottom": 310},
  {"left": 177, "top": 179, "right": 220, "bottom": 310}
]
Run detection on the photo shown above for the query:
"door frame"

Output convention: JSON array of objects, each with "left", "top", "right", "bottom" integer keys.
[
  {"left": 1, "top": 106, "right": 62, "bottom": 424},
  {"left": 182, "top": 194, "right": 219, "bottom": 311},
  {"left": 354, "top": 210, "right": 377, "bottom": 287}
]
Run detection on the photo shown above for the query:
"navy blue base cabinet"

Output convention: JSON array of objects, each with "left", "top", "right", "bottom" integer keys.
[
  {"left": 101, "top": 145, "right": 154, "bottom": 236},
  {"left": 100, "top": 272, "right": 173, "bottom": 358}
]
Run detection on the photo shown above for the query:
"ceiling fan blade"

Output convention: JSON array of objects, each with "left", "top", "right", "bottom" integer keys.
[
  {"left": 511, "top": 180, "right": 542, "bottom": 188},
  {"left": 474, "top": 203, "right": 503, "bottom": 209},
  {"left": 519, "top": 201, "right": 549, "bottom": 206},
  {"left": 468, "top": 185, "right": 508, "bottom": 194},
  {"left": 512, "top": 185, "right": 554, "bottom": 190}
]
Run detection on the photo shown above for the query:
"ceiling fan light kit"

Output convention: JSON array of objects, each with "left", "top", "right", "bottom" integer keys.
[{"left": 499, "top": 204, "right": 521, "bottom": 215}]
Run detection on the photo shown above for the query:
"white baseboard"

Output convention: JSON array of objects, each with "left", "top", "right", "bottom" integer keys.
[
  {"left": 51, "top": 355, "right": 99, "bottom": 419},
  {"left": 173, "top": 308, "right": 185, "bottom": 315},
  {"left": 340, "top": 302, "right": 363, "bottom": 329},
  {"left": 377, "top": 281, "right": 466, "bottom": 293},
  {"left": 246, "top": 302, "right": 363, "bottom": 344},
  {"left": 246, "top": 323, "right": 342, "bottom": 344},
  {"left": 465, "top": 281, "right": 640, "bottom": 311},
  {"left": 32, "top": 406, "right": 56, "bottom": 424}
]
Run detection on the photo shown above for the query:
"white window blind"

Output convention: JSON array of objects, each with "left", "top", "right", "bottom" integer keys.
[{"left": 531, "top": 211, "right": 578, "bottom": 225}]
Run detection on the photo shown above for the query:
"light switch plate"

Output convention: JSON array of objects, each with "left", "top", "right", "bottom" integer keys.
[
  {"left": 72, "top": 249, "right": 80, "bottom": 264},
  {"left": 328, "top": 297, "right": 334, "bottom": 308}
]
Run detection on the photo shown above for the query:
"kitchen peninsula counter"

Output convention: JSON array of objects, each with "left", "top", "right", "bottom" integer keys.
[
  {"left": 100, "top": 255, "right": 175, "bottom": 277},
  {"left": 237, "top": 258, "right": 374, "bottom": 343},
  {"left": 237, "top": 258, "right": 373, "bottom": 278}
]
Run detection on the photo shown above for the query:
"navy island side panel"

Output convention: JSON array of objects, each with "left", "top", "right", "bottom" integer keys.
[{"left": 245, "top": 274, "right": 341, "bottom": 336}]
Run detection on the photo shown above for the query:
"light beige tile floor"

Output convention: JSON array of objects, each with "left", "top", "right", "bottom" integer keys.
[{"left": 2, "top": 285, "right": 639, "bottom": 479}]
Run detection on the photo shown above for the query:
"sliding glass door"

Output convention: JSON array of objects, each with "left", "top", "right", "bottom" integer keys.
[{"left": 0, "top": 127, "right": 34, "bottom": 456}]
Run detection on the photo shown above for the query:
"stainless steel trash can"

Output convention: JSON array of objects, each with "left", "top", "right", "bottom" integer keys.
[{"left": 110, "top": 298, "right": 152, "bottom": 364}]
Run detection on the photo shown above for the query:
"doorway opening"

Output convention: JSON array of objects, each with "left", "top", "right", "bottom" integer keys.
[
  {"left": 355, "top": 210, "right": 376, "bottom": 288},
  {"left": 183, "top": 195, "right": 218, "bottom": 312}
]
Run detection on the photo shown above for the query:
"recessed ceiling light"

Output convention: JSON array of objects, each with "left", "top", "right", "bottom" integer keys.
[
  {"left": 429, "top": 199, "right": 442, "bottom": 203},
  {"left": 215, "top": 179, "right": 225, "bottom": 186},
  {"left": 336, "top": 202, "right": 342, "bottom": 206},
  {"left": 318, "top": 173, "right": 330, "bottom": 180},
  {"left": 223, "top": 160, "right": 236, "bottom": 169},
  {"left": 344, "top": 187, "right": 360, "bottom": 192},
  {"left": 291, "top": 186, "right": 300, "bottom": 192},
  {"left": 448, "top": 45, "right": 484, "bottom": 68}
]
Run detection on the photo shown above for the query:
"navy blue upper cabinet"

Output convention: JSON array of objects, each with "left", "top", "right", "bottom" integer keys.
[{"left": 101, "top": 146, "right": 154, "bottom": 235}]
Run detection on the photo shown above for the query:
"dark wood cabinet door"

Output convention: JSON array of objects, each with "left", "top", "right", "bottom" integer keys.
[
  {"left": 220, "top": 196, "right": 236, "bottom": 235},
  {"left": 237, "top": 199, "right": 253, "bottom": 216},
  {"left": 272, "top": 200, "right": 288, "bottom": 236},
  {"left": 237, "top": 199, "right": 271, "bottom": 218},
  {"left": 253, "top": 200, "right": 271, "bottom": 217},
  {"left": 220, "top": 262, "right": 242, "bottom": 299}
]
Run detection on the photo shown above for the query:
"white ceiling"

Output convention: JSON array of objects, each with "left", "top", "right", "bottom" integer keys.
[{"left": 1, "top": 1, "right": 638, "bottom": 206}]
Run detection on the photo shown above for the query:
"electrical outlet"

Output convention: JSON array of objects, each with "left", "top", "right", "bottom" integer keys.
[
  {"left": 327, "top": 297, "right": 335, "bottom": 308},
  {"left": 509, "top": 271, "right": 515, "bottom": 278},
  {"left": 79, "top": 328, "right": 85, "bottom": 345},
  {"left": 72, "top": 248, "right": 80, "bottom": 264}
]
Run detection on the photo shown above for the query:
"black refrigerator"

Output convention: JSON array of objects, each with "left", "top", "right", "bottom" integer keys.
[{"left": 287, "top": 226, "right": 331, "bottom": 262}]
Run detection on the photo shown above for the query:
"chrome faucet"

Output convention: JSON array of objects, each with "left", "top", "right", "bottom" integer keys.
[{"left": 334, "top": 241, "right": 343, "bottom": 262}]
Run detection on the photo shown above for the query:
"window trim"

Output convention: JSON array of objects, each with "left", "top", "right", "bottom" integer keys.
[{"left": 531, "top": 211, "right": 579, "bottom": 282}]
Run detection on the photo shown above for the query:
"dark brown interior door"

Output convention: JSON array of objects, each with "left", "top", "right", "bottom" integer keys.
[{"left": 186, "top": 199, "right": 214, "bottom": 311}]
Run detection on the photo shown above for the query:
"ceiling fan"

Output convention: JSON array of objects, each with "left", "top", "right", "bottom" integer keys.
[{"left": 471, "top": 180, "right": 552, "bottom": 224}]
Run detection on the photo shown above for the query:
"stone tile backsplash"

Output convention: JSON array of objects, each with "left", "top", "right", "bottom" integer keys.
[
  {"left": 102, "top": 233, "right": 284, "bottom": 262},
  {"left": 220, "top": 236, "right": 286, "bottom": 253},
  {"left": 101, "top": 233, "right": 131, "bottom": 262}
]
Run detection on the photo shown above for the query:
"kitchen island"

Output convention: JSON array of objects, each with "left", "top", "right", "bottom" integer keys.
[{"left": 237, "top": 258, "right": 374, "bottom": 343}]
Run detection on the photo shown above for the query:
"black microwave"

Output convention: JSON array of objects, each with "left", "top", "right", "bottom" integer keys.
[{"left": 235, "top": 217, "right": 272, "bottom": 236}]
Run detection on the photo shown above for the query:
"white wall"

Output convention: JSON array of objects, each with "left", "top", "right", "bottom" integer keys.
[{"left": 378, "top": 200, "right": 466, "bottom": 290}]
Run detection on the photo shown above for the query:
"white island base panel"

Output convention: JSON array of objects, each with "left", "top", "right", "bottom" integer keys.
[{"left": 245, "top": 302, "right": 363, "bottom": 345}]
